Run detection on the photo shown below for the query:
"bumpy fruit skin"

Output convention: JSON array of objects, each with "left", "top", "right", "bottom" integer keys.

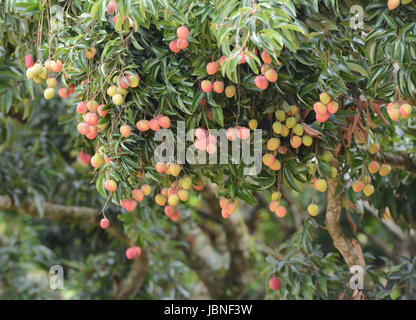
[
  {"left": 85, "top": 112, "right": 98, "bottom": 126},
  {"left": 269, "top": 276, "right": 281, "bottom": 291},
  {"left": 51, "top": 60, "right": 63, "bottom": 73},
  {"left": 269, "top": 200, "right": 279, "bottom": 212},
  {"left": 290, "top": 136, "right": 302, "bottom": 149},
  {"left": 399, "top": 103, "right": 412, "bottom": 119},
  {"left": 179, "top": 177, "right": 192, "bottom": 190},
  {"left": 363, "top": 184, "right": 375, "bottom": 197},
  {"left": 98, "top": 104, "right": 109, "bottom": 117},
  {"left": 86, "top": 126, "right": 98, "bottom": 140},
  {"left": 261, "top": 51, "right": 272, "bottom": 64},
  {"left": 262, "top": 153, "right": 275, "bottom": 167},
  {"left": 213, "top": 81, "right": 224, "bottom": 93},
  {"left": 141, "top": 184, "right": 152, "bottom": 196},
  {"left": 104, "top": 179, "right": 117, "bottom": 192},
  {"left": 307, "top": 204, "right": 319, "bottom": 216},
  {"left": 270, "top": 159, "right": 281, "bottom": 171},
  {"left": 124, "top": 200, "right": 137, "bottom": 212},
  {"left": 271, "top": 191, "right": 281, "bottom": 201},
  {"left": 379, "top": 164, "right": 392, "bottom": 176},
  {"left": 100, "top": 218, "right": 110, "bottom": 229},
  {"left": 322, "top": 151, "right": 334, "bottom": 162},
  {"left": 44, "top": 88, "right": 55, "bottom": 100},
  {"left": 248, "top": 119, "right": 258, "bottom": 130},
  {"left": 275, "top": 206, "right": 287, "bottom": 218},
  {"left": 176, "top": 26, "right": 189, "bottom": 39},
  {"left": 46, "top": 78, "right": 58, "bottom": 88},
  {"left": 368, "top": 161, "right": 380, "bottom": 174},
  {"left": 316, "top": 111, "right": 330, "bottom": 123},
  {"left": 201, "top": 80, "right": 213, "bottom": 93},
  {"left": 78, "top": 151, "right": 91, "bottom": 165},
  {"left": 225, "top": 85, "right": 236, "bottom": 98},
  {"left": 155, "top": 194, "right": 167, "bottom": 206},
  {"left": 368, "top": 143, "right": 380, "bottom": 154},
  {"left": 128, "top": 74, "right": 140, "bottom": 88},
  {"left": 178, "top": 190, "right": 189, "bottom": 202},
  {"left": 169, "top": 40, "right": 181, "bottom": 53},
  {"left": 91, "top": 153, "right": 105, "bottom": 168},
  {"left": 132, "top": 189, "right": 144, "bottom": 202},
  {"left": 76, "top": 102, "right": 86, "bottom": 115},
  {"left": 112, "top": 93, "right": 124, "bottom": 105},
  {"left": 388, "top": 108, "right": 400, "bottom": 121},
  {"left": 136, "top": 119, "right": 149, "bottom": 132},
  {"left": 327, "top": 101, "right": 339, "bottom": 114},
  {"left": 120, "top": 124, "right": 131, "bottom": 138},
  {"left": 176, "top": 38, "right": 188, "bottom": 50},
  {"left": 159, "top": 116, "right": 171, "bottom": 129},
  {"left": 352, "top": 180, "right": 365, "bottom": 192},
  {"left": 302, "top": 135, "right": 313, "bottom": 146},
  {"left": 267, "top": 138, "right": 280, "bottom": 151},
  {"left": 293, "top": 124, "right": 304, "bottom": 136},
  {"left": 388, "top": 0, "right": 400, "bottom": 10},
  {"left": 149, "top": 119, "right": 160, "bottom": 131},
  {"left": 206, "top": 61, "right": 219, "bottom": 75},
  {"left": 314, "top": 102, "right": 327, "bottom": 114},
  {"left": 77, "top": 122, "right": 90, "bottom": 135},
  {"left": 314, "top": 179, "right": 327, "bottom": 192},
  {"left": 107, "top": 85, "right": 117, "bottom": 97},
  {"left": 107, "top": 1, "right": 116, "bottom": 13},
  {"left": 255, "top": 75, "right": 269, "bottom": 90},
  {"left": 265, "top": 69, "right": 278, "bottom": 82},
  {"left": 120, "top": 76, "right": 130, "bottom": 89},
  {"left": 168, "top": 194, "right": 179, "bottom": 206},
  {"left": 286, "top": 117, "right": 296, "bottom": 129},
  {"left": 320, "top": 92, "right": 331, "bottom": 105}
]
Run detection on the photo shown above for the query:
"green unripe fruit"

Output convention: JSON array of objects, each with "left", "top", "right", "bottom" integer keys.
[
  {"left": 271, "top": 191, "right": 281, "bottom": 201},
  {"left": 267, "top": 138, "right": 280, "bottom": 151},
  {"left": 308, "top": 163, "right": 316, "bottom": 175},
  {"left": 363, "top": 184, "right": 374, "bottom": 197},
  {"left": 307, "top": 204, "right": 319, "bottom": 216},
  {"left": 168, "top": 194, "right": 179, "bottom": 206},
  {"left": 179, "top": 177, "right": 192, "bottom": 190},
  {"left": 285, "top": 117, "right": 297, "bottom": 129},
  {"left": 322, "top": 151, "right": 334, "bottom": 162},
  {"left": 33, "top": 76, "right": 42, "bottom": 84},
  {"left": 38, "top": 67, "right": 48, "bottom": 80},
  {"left": 91, "top": 153, "right": 105, "bottom": 168},
  {"left": 331, "top": 167, "right": 337, "bottom": 178},
  {"left": 272, "top": 122, "right": 283, "bottom": 134},
  {"left": 43, "top": 88, "right": 55, "bottom": 100},
  {"left": 112, "top": 93, "right": 124, "bottom": 105},
  {"left": 320, "top": 92, "right": 331, "bottom": 105},
  {"left": 275, "top": 110, "right": 286, "bottom": 122},
  {"left": 107, "top": 85, "right": 117, "bottom": 97},
  {"left": 293, "top": 124, "right": 304, "bottom": 136},
  {"left": 302, "top": 135, "right": 313, "bottom": 147},
  {"left": 315, "top": 179, "right": 327, "bottom": 192},
  {"left": 46, "top": 78, "right": 57, "bottom": 88}
]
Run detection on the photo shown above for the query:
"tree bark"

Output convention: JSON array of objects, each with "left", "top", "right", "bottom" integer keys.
[{"left": 325, "top": 179, "right": 358, "bottom": 267}]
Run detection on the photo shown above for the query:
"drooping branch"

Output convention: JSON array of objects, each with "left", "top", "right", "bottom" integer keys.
[
  {"left": 175, "top": 186, "right": 252, "bottom": 299},
  {"left": 325, "top": 179, "right": 358, "bottom": 267},
  {"left": 374, "top": 152, "right": 416, "bottom": 176},
  {"left": 0, "top": 194, "right": 148, "bottom": 299}
]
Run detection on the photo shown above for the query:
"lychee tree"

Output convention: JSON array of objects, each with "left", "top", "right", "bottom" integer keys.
[{"left": 1, "top": 0, "right": 416, "bottom": 299}]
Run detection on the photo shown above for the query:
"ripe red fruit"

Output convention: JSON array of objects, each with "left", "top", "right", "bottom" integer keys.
[
  {"left": 51, "top": 60, "right": 63, "bottom": 73},
  {"left": 104, "top": 179, "right": 117, "bottom": 192},
  {"left": 76, "top": 102, "right": 87, "bottom": 114},
  {"left": 177, "top": 26, "right": 189, "bottom": 39},
  {"left": 100, "top": 218, "right": 110, "bottom": 229},
  {"left": 149, "top": 119, "right": 160, "bottom": 131},
  {"left": 68, "top": 83, "right": 75, "bottom": 95},
  {"left": 213, "top": 81, "right": 224, "bottom": 93},
  {"left": 77, "top": 122, "right": 90, "bottom": 135},
  {"left": 239, "top": 53, "right": 247, "bottom": 64},
  {"left": 265, "top": 69, "right": 278, "bottom": 82},
  {"left": 136, "top": 119, "right": 149, "bottom": 132},
  {"left": 78, "top": 151, "right": 91, "bottom": 165},
  {"left": 158, "top": 116, "right": 171, "bottom": 129},
  {"left": 124, "top": 200, "right": 137, "bottom": 212},
  {"left": 255, "top": 75, "right": 269, "bottom": 90},
  {"left": 316, "top": 111, "right": 330, "bottom": 123},
  {"left": 58, "top": 88, "right": 69, "bottom": 98},
  {"left": 107, "top": 1, "right": 116, "bottom": 14},
  {"left": 169, "top": 40, "right": 181, "bottom": 53},
  {"left": 206, "top": 61, "right": 219, "bottom": 75},
  {"left": 120, "top": 124, "right": 131, "bottom": 138},
  {"left": 269, "top": 276, "right": 281, "bottom": 290},
  {"left": 132, "top": 189, "right": 144, "bottom": 202},
  {"left": 86, "top": 126, "right": 98, "bottom": 140},
  {"left": 97, "top": 104, "right": 109, "bottom": 117},
  {"left": 261, "top": 51, "right": 272, "bottom": 64},
  {"left": 85, "top": 112, "right": 98, "bottom": 126},
  {"left": 25, "top": 54, "right": 34, "bottom": 68},
  {"left": 125, "top": 247, "right": 141, "bottom": 259},
  {"left": 219, "top": 55, "right": 227, "bottom": 66},
  {"left": 120, "top": 76, "right": 130, "bottom": 89},
  {"left": 176, "top": 38, "right": 188, "bottom": 50},
  {"left": 201, "top": 80, "right": 213, "bottom": 93}
]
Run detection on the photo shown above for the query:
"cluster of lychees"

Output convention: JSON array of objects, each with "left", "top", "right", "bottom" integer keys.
[
  {"left": 313, "top": 92, "right": 339, "bottom": 123},
  {"left": 169, "top": 26, "right": 190, "bottom": 52}
]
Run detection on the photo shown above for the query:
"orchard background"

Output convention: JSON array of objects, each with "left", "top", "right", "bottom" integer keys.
[{"left": 1, "top": 0, "right": 416, "bottom": 300}]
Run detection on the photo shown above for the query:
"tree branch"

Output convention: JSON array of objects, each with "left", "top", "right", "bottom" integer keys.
[
  {"left": 325, "top": 179, "right": 358, "bottom": 267},
  {"left": 0, "top": 194, "right": 148, "bottom": 299},
  {"left": 374, "top": 152, "right": 416, "bottom": 176}
]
